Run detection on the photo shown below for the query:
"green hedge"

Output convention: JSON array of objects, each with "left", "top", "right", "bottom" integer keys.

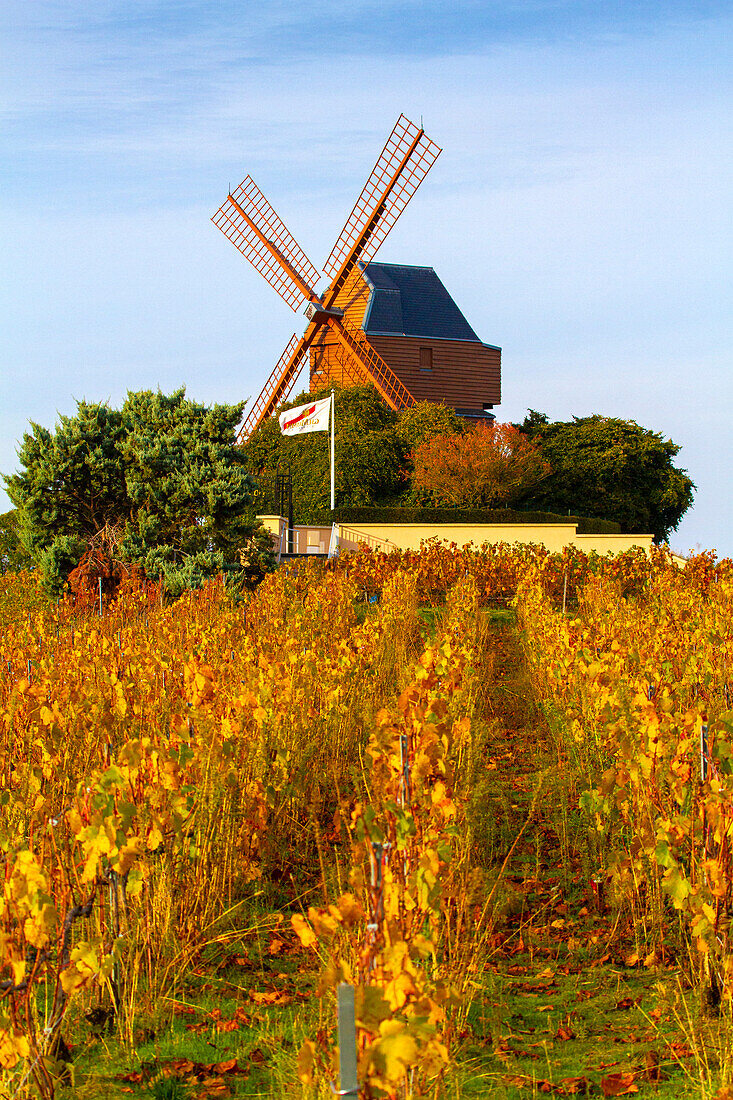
[
  {"left": 574, "top": 517, "right": 622, "bottom": 534},
  {"left": 306, "top": 506, "right": 621, "bottom": 535}
]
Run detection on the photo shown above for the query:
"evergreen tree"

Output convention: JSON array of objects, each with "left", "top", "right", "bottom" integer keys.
[
  {"left": 396, "top": 401, "right": 466, "bottom": 450},
  {"left": 517, "top": 412, "right": 695, "bottom": 542},
  {"left": 6, "top": 390, "right": 265, "bottom": 594},
  {"left": 0, "top": 511, "right": 33, "bottom": 573},
  {"left": 242, "top": 385, "right": 408, "bottom": 521}
]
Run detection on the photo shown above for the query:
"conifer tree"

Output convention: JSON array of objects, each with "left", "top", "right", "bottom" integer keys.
[{"left": 6, "top": 390, "right": 263, "bottom": 594}]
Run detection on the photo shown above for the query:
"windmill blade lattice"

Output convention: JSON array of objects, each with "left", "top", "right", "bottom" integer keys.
[
  {"left": 322, "top": 115, "right": 441, "bottom": 286},
  {"left": 237, "top": 333, "right": 310, "bottom": 441},
  {"left": 312, "top": 341, "right": 369, "bottom": 391},
  {"left": 331, "top": 316, "right": 415, "bottom": 411},
  {"left": 212, "top": 177, "right": 321, "bottom": 313}
]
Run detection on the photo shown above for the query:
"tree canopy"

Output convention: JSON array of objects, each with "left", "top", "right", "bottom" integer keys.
[
  {"left": 395, "top": 402, "right": 466, "bottom": 451},
  {"left": 5, "top": 390, "right": 264, "bottom": 594},
  {"left": 236, "top": 386, "right": 694, "bottom": 542},
  {"left": 412, "top": 422, "right": 550, "bottom": 508},
  {"left": 242, "top": 388, "right": 479, "bottom": 521},
  {"left": 0, "top": 511, "right": 33, "bottom": 574},
  {"left": 517, "top": 412, "right": 695, "bottom": 542},
  {"left": 243, "top": 385, "right": 406, "bottom": 520}
]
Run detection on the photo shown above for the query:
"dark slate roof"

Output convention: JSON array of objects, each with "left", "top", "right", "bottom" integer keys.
[{"left": 361, "top": 262, "right": 481, "bottom": 342}]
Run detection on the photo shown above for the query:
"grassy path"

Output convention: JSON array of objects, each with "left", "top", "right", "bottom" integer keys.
[{"left": 455, "top": 616, "right": 706, "bottom": 1099}]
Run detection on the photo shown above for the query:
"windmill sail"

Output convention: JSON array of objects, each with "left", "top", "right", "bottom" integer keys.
[
  {"left": 212, "top": 177, "right": 320, "bottom": 312},
  {"left": 322, "top": 116, "right": 441, "bottom": 293},
  {"left": 330, "top": 316, "right": 415, "bottom": 411},
  {"left": 237, "top": 334, "right": 310, "bottom": 441},
  {"left": 216, "top": 115, "right": 441, "bottom": 439}
]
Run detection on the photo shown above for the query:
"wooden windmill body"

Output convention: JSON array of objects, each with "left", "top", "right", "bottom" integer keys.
[
  {"left": 212, "top": 116, "right": 501, "bottom": 440},
  {"left": 309, "top": 261, "right": 501, "bottom": 418}
]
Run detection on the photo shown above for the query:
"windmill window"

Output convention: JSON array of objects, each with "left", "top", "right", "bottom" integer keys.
[{"left": 419, "top": 347, "right": 433, "bottom": 371}]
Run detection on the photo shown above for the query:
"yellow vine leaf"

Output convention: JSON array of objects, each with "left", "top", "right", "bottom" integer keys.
[
  {"left": 374, "top": 1020, "right": 418, "bottom": 1082},
  {"left": 0, "top": 1017, "right": 30, "bottom": 1070},
  {"left": 291, "top": 913, "right": 317, "bottom": 948},
  {"left": 296, "top": 1039, "right": 316, "bottom": 1084}
]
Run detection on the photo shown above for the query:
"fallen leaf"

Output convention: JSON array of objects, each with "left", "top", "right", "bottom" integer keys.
[
  {"left": 561, "top": 1077, "right": 594, "bottom": 1095},
  {"left": 556, "top": 1015, "right": 576, "bottom": 1041},
  {"left": 171, "top": 1059, "right": 196, "bottom": 1074},
  {"left": 601, "top": 1071, "right": 639, "bottom": 1096},
  {"left": 216, "top": 1018, "right": 240, "bottom": 1033},
  {"left": 200, "top": 1078, "right": 231, "bottom": 1098},
  {"left": 248, "top": 988, "right": 292, "bottom": 1006},
  {"left": 517, "top": 980, "right": 558, "bottom": 994},
  {"left": 644, "top": 1051, "right": 662, "bottom": 1082}
]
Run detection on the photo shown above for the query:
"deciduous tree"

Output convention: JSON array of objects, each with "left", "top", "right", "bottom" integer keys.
[
  {"left": 517, "top": 412, "right": 695, "bottom": 542},
  {"left": 411, "top": 422, "right": 550, "bottom": 508}
]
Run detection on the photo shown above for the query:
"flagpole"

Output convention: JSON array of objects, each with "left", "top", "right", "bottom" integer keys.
[{"left": 330, "top": 390, "right": 335, "bottom": 511}]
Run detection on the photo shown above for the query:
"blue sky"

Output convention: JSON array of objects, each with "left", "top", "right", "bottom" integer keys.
[{"left": 1, "top": 1, "right": 731, "bottom": 554}]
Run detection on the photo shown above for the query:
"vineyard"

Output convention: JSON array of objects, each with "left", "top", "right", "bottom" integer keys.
[{"left": 1, "top": 542, "right": 732, "bottom": 1099}]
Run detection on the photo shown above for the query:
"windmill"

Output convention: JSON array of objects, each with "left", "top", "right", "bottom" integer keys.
[{"left": 212, "top": 115, "right": 443, "bottom": 441}]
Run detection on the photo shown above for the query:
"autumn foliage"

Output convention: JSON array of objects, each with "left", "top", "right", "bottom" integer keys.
[
  {"left": 1, "top": 542, "right": 732, "bottom": 1096},
  {"left": 517, "top": 552, "right": 733, "bottom": 998},
  {"left": 411, "top": 421, "right": 550, "bottom": 508}
]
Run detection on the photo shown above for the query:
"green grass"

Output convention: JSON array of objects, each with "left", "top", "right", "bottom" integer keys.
[
  {"left": 455, "top": 953, "right": 707, "bottom": 1097},
  {"left": 57, "top": 962, "right": 321, "bottom": 1097}
]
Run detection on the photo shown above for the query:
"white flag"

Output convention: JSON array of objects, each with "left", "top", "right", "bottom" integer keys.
[{"left": 279, "top": 396, "right": 331, "bottom": 436}]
